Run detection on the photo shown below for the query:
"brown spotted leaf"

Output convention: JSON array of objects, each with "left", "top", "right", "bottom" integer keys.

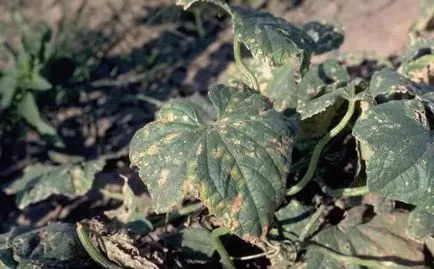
[{"left": 129, "top": 84, "right": 297, "bottom": 240}]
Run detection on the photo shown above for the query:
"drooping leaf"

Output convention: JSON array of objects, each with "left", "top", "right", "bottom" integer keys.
[
  {"left": 369, "top": 68, "right": 431, "bottom": 101},
  {"left": 407, "top": 207, "right": 434, "bottom": 241},
  {"left": 6, "top": 223, "right": 93, "bottom": 268},
  {"left": 400, "top": 36, "right": 434, "bottom": 67},
  {"left": 17, "top": 92, "right": 57, "bottom": 136},
  {"left": 306, "top": 206, "right": 425, "bottom": 269},
  {"left": 353, "top": 99, "right": 434, "bottom": 213},
  {"left": 5, "top": 160, "right": 104, "bottom": 209},
  {"left": 232, "top": 6, "right": 315, "bottom": 73},
  {"left": 275, "top": 200, "right": 317, "bottom": 240},
  {"left": 302, "top": 21, "right": 344, "bottom": 55},
  {"left": 176, "top": 0, "right": 233, "bottom": 14},
  {"left": 130, "top": 84, "right": 297, "bottom": 240}
]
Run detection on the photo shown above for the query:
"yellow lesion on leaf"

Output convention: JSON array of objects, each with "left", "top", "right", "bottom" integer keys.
[
  {"left": 163, "top": 133, "right": 180, "bottom": 143},
  {"left": 231, "top": 193, "right": 243, "bottom": 214},
  {"left": 158, "top": 169, "right": 170, "bottom": 186},
  {"left": 147, "top": 144, "right": 159, "bottom": 155},
  {"left": 211, "top": 148, "right": 223, "bottom": 159}
]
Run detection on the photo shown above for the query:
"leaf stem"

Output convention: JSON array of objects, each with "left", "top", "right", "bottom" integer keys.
[
  {"left": 308, "top": 242, "right": 414, "bottom": 269},
  {"left": 317, "top": 181, "right": 370, "bottom": 198},
  {"left": 233, "top": 36, "right": 260, "bottom": 91},
  {"left": 212, "top": 227, "right": 235, "bottom": 269},
  {"left": 287, "top": 99, "right": 356, "bottom": 196},
  {"left": 76, "top": 223, "right": 121, "bottom": 269},
  {"left": 298, "top": 204, "right": 325, "bottom": 242}
]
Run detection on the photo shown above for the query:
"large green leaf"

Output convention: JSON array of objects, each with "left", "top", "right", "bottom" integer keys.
[
  {"left": 5, "top": 160, "right": 104, "bottom": 209},
  {"left": 302, "top": 21, "right": 344, "bottom": 55},
  {"left": 353, "top": 99, "right": 434, "bottom": 213},
  {"left": 307, "top": 206, "right": 425, "bottom": 269},
  {"left": 130, "top": 84, "right": 297, "bottom": 240},
  {"left": 17, "top": 92, "right": 57, "bottom": 136},
  {"left": 232, "top": 6, "right": 315, "bottom": 73},
  {"left": 3, "top": 224, "right": 93, "bottom": 268},
  {"left": 407, "top": 207, "right": 434, "bottom": 242}
]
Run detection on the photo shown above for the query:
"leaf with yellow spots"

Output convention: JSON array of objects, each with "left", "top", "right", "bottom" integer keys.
[
  {"left": 129, "top": 84, "right": 298, "bottom": 240},
  {"left": 353, "top": 99, "right": 434, "bottom": 214}
]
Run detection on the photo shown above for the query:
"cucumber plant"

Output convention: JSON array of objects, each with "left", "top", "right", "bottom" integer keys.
[
  {"left": 1, "top": 0, "right": 433, "bottom": 268},
  {"left": 127, "top": 0, "right": 433, "bottom": 268}
]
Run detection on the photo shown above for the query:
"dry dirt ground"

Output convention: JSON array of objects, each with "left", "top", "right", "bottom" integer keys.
[{"left": 0, "top": 0, "right": 420, "bottom": 58}]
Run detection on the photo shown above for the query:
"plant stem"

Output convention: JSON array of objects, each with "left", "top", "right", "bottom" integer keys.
[
  {"left": 318, "top": 181, "right": 370, "bottom": 198},
  {"left": 298, "top": 204, "right": 325, "bottom": 242},
  {"left": 233, "top": 36, "right": 260, "bottom": 91},
  {"left": 212, "top": 227, "right": 235, "bottom": 269},
  {"left": 152, "top": 202, "right": 205, "bottom": 228},
  {"left": 308, "top": 242, "right": 413, "bottom": 269},
  {"left": 287, "top": 99, "right": 356, "bottom": 196},
  {"left": 76, "top": 223, "right": 121, "bottom": 269}
]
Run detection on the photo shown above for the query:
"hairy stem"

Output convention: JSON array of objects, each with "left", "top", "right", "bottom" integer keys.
[
  {"left": 298, "top": 204, "right": 325, "bottom": 242},
  {"left": 308, "top": 242, "right": 414, "bottom": 269},
  {"left": 212, "top": 227, "right": 235, "bottom": 269},
  {"left": 287, "top": 99, "right": 356, "bottom": 196},
  {"left": 233, "top": 36, "right": 260, "bottom": 91}
]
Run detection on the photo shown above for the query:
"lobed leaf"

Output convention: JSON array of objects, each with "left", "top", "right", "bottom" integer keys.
[
  {"left": 130, "top": 84, "right": 297, "bottom": 240},
  {"left": 5, "top": 160, "right": 104, "bottom": 209},
  {"left": 353, "top": 99, "right": 434, "bottom": 213}
]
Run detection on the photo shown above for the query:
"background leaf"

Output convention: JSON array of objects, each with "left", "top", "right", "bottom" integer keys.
[
  {"left": 302, "top": 21, "right": 344, "bottom": 55},
  {"left": 407, "top": 207, "right": 434, "bottom": 241},
  {"left": 5, "top": 160, "right": 104, "bottom": 209}
]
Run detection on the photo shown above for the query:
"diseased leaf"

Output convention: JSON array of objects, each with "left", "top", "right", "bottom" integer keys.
[
  {"left": 302, "top": 21, "right": 344, "bottom": 55},
  {"left": 353, "top": 100, "right": 434, "bottom": 213},
  {"left": 369, "top": 68, "right": 431, "bottom": 101},
  {"left": 307, "top": 206, "right": 425, "bottom": 269},
  {"left": 407, "top": 207, "right": 434, "bottom": 241},
  {"left": 7, "top": 224, "right": 93, "bottom": 268},
  {"left": 262, "top": 63, "right": 298, "bottom": 112},
  {"left": 399, "top": 54, "right": 434, "bottom": 83},
  {"left": 5, "top": 160, "right": 104, "bottom": 209},
  {"left": 232, "top": 6, "right": 315, "bottom": 72},
  {"left": 400, "top": 37, "right": 434, "bottom": 67},
  {"left": 17, "top": 92, "right": 57, "bottom": 136},
  {"left": 275, "top": 200, "right": 317, "bottom": 240},
  {"left": 130, "top": 84, "right": 297, "bottom": 240}
]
